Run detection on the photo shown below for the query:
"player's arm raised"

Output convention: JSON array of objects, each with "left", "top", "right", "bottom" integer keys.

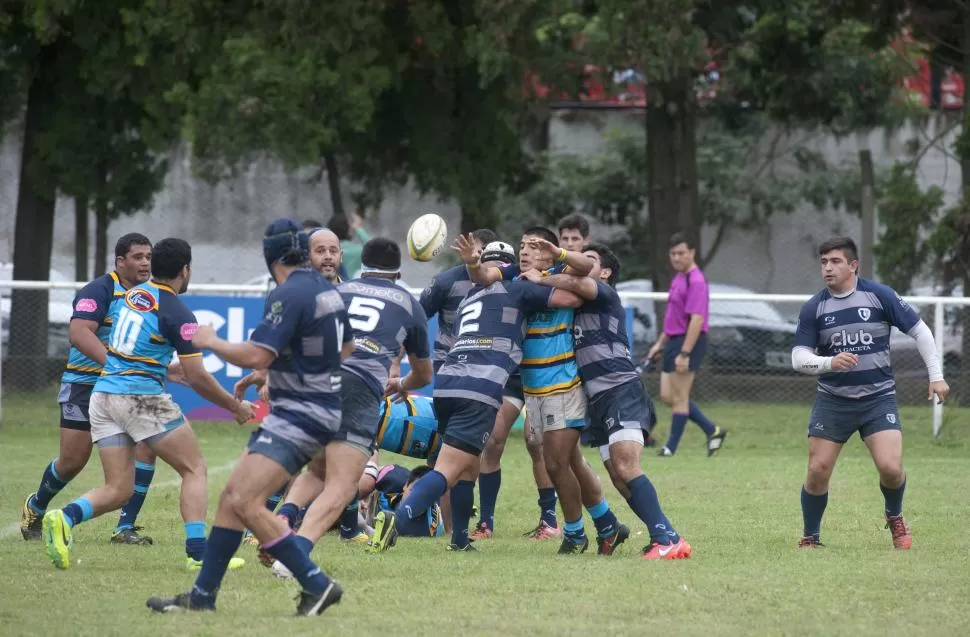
[
  {"left": 526, "top": 238, "right": 593, "bottom": 277},
  {"left": 454, "top": 233, "right": 503, "bottom": 286}
]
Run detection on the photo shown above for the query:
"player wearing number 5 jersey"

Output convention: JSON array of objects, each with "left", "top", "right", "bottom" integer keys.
[{"left": 42, "top": 239, "right": 254, "bottom": 572}]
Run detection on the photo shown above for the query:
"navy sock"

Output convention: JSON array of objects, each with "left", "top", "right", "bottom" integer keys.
[
  {"left": 190, "top": 526, "right": 243, "bottom": 609},
  {"left": 666, "top": 413, "right": 689, "bottom": 453},
  {"left": 477, "top": 469, "right": 501, "bottom": 531},
  {"left": 626, "top": 475, "right": 675, "bottom": 544},
  {"left": 62, "top": 497, "right": 94, "bottom": 528},
  {"left": 880, "top": 478, "right": 906, "bottom": 517},
  {"left": 116, "top": 460, "right": 155, "bottom": 531},
  {"left": 538, "top": 488, "right": 558, "bottom": 528},
  {"left": 293, "top": 535, "right": 314, "bottom": 555},
  {"left": 264, "top": 532, "right": 330, "bottom": 595},
  {"left": 278, "top": 503, "right": 300, "bottom": 529},
  {"left": 688, "top": 401, "right": 716, "bottom": 436},
  {"left": 184, "top": 520, "right": 206, "bottom": 560},
  {"left": 264, "top": 484, "right": 286, "bottom": 513},
  {"left": 563, "top": 518, "right": 587, "bottom": 543},
  {"left": 30, "top": 460, "right": 71, "bottom": 513},
  {"left": 396, "top": 470, "right": 448, "bottom": 521},
  {"left": 587, "top": 498, "right": 619, "bottom": 539},
  {"left": 801, "top": 486, "right": 828, "bottom": 538},
  {"left": 450, "top": 480, "right": 475, "bottom": 548},
  {"left": 339, "top": 493, "right": 361, "bottom": 539}
]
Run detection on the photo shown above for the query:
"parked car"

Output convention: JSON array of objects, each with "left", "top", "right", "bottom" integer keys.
[
  {"left": 0, "top": 263, "right": 75, "bottom": 358},
  {"left": 616, "top": 279, "right": 797, "bottom": 376}
]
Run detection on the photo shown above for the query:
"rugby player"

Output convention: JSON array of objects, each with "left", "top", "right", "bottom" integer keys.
[
  {"left": 521, "top": 243, "right": 693, "bottom": 559},
  {"left": 20, "top": 234, "right": 163, "bottom": 546},
  {"left": 41, "top": 238, "right": 254, "bottom": 570},
  {"left": 147, "top": 220, "right": 351, "bottom": 616},
  {"left": 791, "top": 236, "right": 948, "bottom": 549}
]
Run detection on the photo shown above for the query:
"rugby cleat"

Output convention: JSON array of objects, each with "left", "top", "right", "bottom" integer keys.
[
  {"left": 469, "top": 522, "right": 493, "bottom": 540},
  {"left": 43, "top": 509, "right": 74, "bottom": 569},
  {"left": 242, "top": 533, "right": 260, "bottom": 547},
  {"left": 295, "top": 581, "right": 343, "bottom": 616},
  {"left": 798, "top": 535, "right": 824, "bottom": 548},
  {"left": 706, "top": 427, "right": 728, "bottom": 457},
  {"left": 524, "top": 520, "right": 561, "bottom": 540},
  {"left": 641, "top": 538, "right": 691, "bottom": 560},
  {"left": 20, "top": 493, "right": 43, "bottom": 540},
  {"left": 186, "top": 556, "right": 246, "bottom": 572},
  {"left": 597, "top": 523, "right": 631, "bottom": 556},
  {"left": 885, "top": 514, "right": 912, "bottom": 549},
  {"left": 557, "top": 536, "right": 589, "bottom": 555},
  {"left": 146, "top": 592, "right": 213, "bottom": 613},
  {"left": 111, "top": 526, "right": 154, "bottom": 545},
  {"left": 340, "top": 531, "right": 371, "bottom": 544},
  {"left": 446, "top": 542, "right": 478, "bottom": 552},
  {"left": 365, "top": 511, "right": 398, "bottom": 554},
  {"left": 657, "top": 446, "right": 674, "bottom": 457},
  {"left": 272, "top": 560, "right": 295, "bottom": 580}
]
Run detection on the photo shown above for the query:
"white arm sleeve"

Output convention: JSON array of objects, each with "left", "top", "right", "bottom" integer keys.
[
  {"left": 791, "top": 346, "right": 833, "bottom": 375},
  {"left": 906, "top": 320, "right": 944, "bottom": 382}
]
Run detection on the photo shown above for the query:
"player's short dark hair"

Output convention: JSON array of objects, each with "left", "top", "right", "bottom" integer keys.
[
  {"left": 471, "top": 228, "right": 499, "bottom": 247},
  {"left": 327, "top": 215, "right": 351, "bottom": 241},
  {"left": 406, "top": 465, "right": 433, "bottom": 486},
  {"left": 584, "top": 242, "right": 620, "bottom": 287},
  {"left": 818, "top": 236, "right": 858, "bottom": 261},
  {"left": 668, "top": 232, "right": 695, "bottom": 250},
  {"left": 558, "top": 214, "right": 590, "bottom": 238},
  {"left": 522, "top": 226, "right": 558, "bottom": 246},
  {"left": 302, "top": 219, "right": 324, "bottom": 231},
  {"left": 151, "top": 238, "right": 192, "bottom": 279},
  {"left": 115, "top": 233, "right": 152, "bottom": 259},
  {"left": 361, "top": 237, "right": 401, "bottom": 272}
]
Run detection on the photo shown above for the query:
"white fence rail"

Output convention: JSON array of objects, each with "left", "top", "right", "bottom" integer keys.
[{"left": 3, "top": 280, "right": 968, "bottom": 438}]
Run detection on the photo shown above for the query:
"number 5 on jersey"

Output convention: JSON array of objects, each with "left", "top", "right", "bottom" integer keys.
[
  {"left": 348, "top": 297, "right": 386, "bottom": 332},
  {"left": 458, "top": 301, "right": 482, "bottom": 335}
]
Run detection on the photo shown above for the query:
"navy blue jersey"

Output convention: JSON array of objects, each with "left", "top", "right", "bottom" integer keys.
[
  {"left": 419, "top": 265, "right": 475, "bottom": 367},
  {"left": 338, "top": 277, "right": 430, "bottom": 397},
  {"left": 794, "top": 278, "right": 922, "bottom": 399},
  {"left": 434, "top": 280, "right": 556, "bottom": 408},
  {"left": 95, "top": 281, "right": 202, "bottom": 395},
  {"left": 574, "top": 281, "right": 639, "bottom": 399},
  {"left": 61, "top": 272, "right": 126, "bottom": 384},
  {"left": 252, "top": 269, "right": 352, "bottom": 445}
]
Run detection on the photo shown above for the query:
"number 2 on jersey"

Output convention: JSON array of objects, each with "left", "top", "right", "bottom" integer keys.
[
  {"left": 111, "top": 307, "right": 144, "bottom": 355},
  {"left": 458, "top": 301, "right": 483, "bottom": 335}
]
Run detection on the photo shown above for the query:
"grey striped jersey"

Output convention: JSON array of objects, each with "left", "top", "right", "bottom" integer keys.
[
  {"left": 419, "top": 265, "right": 475, "bottom": 370},
  {"left": 338, "top": 277, "right": 431, "bottom": 397},
  {"left": 435, "top": 279, "right": 555, "bottom": 409},
  {"left": 250, "top": 269, "right": 351, "bottom": 454},
  {"left": 573, "top": 281, "right": 640, "bottom": 400},
  {"left": 794, "top": 278, "right": 922, "bottom": 399}
]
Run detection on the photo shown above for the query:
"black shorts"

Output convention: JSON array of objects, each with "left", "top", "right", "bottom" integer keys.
[
  {"left": 332, "top": 370, "right": 382, "bottom": 454},
  {"left": 585, "top": 380, "right": 656, "bottom": 449},
  {"left": 808, "top": 392, "right": 902, "bottom": 444},
  {"left": 433, "top": 396, "right": 498, "bottom": 456},
  {"left": 662, "top": 333, "right": 708, "bottom": 373},
  {"left": 58, "top": 383, "right": 93, "bottom": 431}
]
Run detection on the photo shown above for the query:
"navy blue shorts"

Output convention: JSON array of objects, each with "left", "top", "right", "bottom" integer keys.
[
  {"left": 58, "top": 382, "right": 93, "bottom": 431},
  {"left": 585, "top": 380, "right": 657, "bottom": 448},
  {"left": 433, "top": 396, "right": 498, "bottom": 456},
  {"left": 247, "top": 427, "right": 315, "bottom": 476},
  {"left": 662, "top": 333, "right": 707, "bottom": 373},
  {"left": 808, "top": 392, "right": 902, "bottom": 444},
  {"left": 332, "top": 370, "right": 381, "bottom": 454}
]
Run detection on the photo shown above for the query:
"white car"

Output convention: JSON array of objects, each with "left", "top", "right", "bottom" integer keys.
[{"left": 0, "top": 263, "right": 76, "bottom": 358}]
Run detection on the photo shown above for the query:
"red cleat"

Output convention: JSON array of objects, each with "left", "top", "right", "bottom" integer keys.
[
  {"left": 885, "top": 514, "right": 912, "bottom": 549},
  {"left": 798, "top": 535, "right": 824, "bottom": 548},
  {"left": 641, "top": 538, "right": 691, "bottom": 560}
]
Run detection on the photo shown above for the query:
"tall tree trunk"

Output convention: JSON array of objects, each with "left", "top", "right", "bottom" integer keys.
[
  {"left": 9, "top": 68, "right": 58, "bottom": 390},
  {"left": 323, "top": 153, "right": 345, "bottom": 219},
  {"left": 957, "top": 10, "right": 970, "bottom": 405},
  {"left": 645, "top": 78, "right": 699, "bottom": 295},
  {"left": 859, "top": 149, "right": 876, "bottom": 279},
  {"left": 74, "top": 195, "right": 89, "bottom": 282},
  {"left": 94, "top": 199, "right": 109, "bottom": 277}
]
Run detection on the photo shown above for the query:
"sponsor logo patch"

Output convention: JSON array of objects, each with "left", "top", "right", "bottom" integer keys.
[
  {"left": 125, "top": 288, "right": 156, "bottom": 312},
  {"left": 74, "top": 298, "right": 98, "bottom": 313},
  {"left": 180, "top": 323, "right": 199, "bottom": 340}
]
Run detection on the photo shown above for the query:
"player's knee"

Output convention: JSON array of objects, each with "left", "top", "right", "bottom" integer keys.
[
  {"left": 659, "top": 386, "right": 675, "bottom": 406},
  {"left": 807, "top": 456, "right": 835, "bottom": 480},
  {"left": 874, "top": 459, "right": 904, "bottom": 484}
]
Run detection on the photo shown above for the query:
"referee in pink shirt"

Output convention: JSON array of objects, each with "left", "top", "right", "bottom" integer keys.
[{"left": 647, "top": 233, "right": 728, "bottom": 457}]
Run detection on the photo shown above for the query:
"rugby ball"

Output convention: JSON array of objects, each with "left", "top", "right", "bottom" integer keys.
[{"left": 407, "top": 213, "right": 448, "bottom": 262}]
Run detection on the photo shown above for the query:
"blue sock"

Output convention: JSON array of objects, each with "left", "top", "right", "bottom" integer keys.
[
  {"left": 293, "top": 534, "right": 314, "bottom": 555},
  {"left": 563, "top": 517, "right": 586, "bottom": 544},
  {"left": 184, "top": 520, "right": 206, "bottom": 560},
  {"left": 688, "top": 401, "right": 716, "bottom": 436},
  {"left": 587, "top": 498, "right": 619, "bottom": 540},
  {"left": 62, "top": 497, "right": 94, "bottom": 528},
  {"left": 116, "top": 461, "right": 155, "bottom": 531},
  {"left": 801, "top": 486, "right": 828, "bottom": 539},
  {"left": 30, "top": 460, "right": 70, "bottom": 513},
  {"left": 264, "top": 532, "right": 330, "bottom": 595},
  {"left": 264, "top": 485, "right": 285, "bottom": 513},
  {"left": 190, "top": 526, "right": 243, "bottom": 609},
  {"left": 396, "top": 470, "right": 448, "bottom": 521},
  {"left": 339, "top": 494, "right": 361, "bottom": 539},
  {"left": 666, "top": 413, "right": 689, "bottom": 453},
  {"left": 449, "top": 480, "right": 475, "bottom": 548},
  {"left": 626, "top": 475, "right": 675, "bottom": 544},
  {"left": 538, "top": 488, "right": 558, "bottom": 528},
  {"left": 881, "top": 478, "right": 906, "bottom": 517},
  {"left": 477, "top": 469, "right": 501, "bottom": 531},
  {"left": 278, "top": 502, "right": 300, "bottom": 529}
]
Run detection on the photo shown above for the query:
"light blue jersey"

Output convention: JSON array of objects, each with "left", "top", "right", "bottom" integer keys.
[
  {"left": 61, "top": 272, "right": 126, "bottom": 385},
  {"left": 520, "top": 307, "right": 581, "bottom": 397},
  {"left": 375, "top": 395, "right": 441, "bottom": 460}
]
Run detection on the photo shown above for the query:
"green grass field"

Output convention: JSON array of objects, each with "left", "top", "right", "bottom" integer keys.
[{"left": 1, "top": 389, "right": 969, "bottom": 637}]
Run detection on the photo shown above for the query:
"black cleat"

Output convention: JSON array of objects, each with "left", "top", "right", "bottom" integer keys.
[
  {"left": 557, "top": 536, "right": 589, "bottom": 555},
  {"left": 798, "top": 535, "right": 825, "bottom": 548},
  {"left": 111, "top": 526, "right": 154, "bottom": 545},
  {"left": 597, "top": 523, "right": 631, "bottom": 556},
  {"left": 296, "top": 581, "right": 343, "bottom": 616},
  {"left": 446, "top": 542, "right": 478, "bottom": 552},
  {"left": 707, "top": 428, "right": 728, "bottom": 457},
  {"left": 146, "top": 592, "right": 213, "bottom": 613}
]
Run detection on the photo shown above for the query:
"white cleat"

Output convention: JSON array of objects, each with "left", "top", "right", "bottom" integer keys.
[{"left": 271, "top": 560, "right": 295, "bottom": 580}]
